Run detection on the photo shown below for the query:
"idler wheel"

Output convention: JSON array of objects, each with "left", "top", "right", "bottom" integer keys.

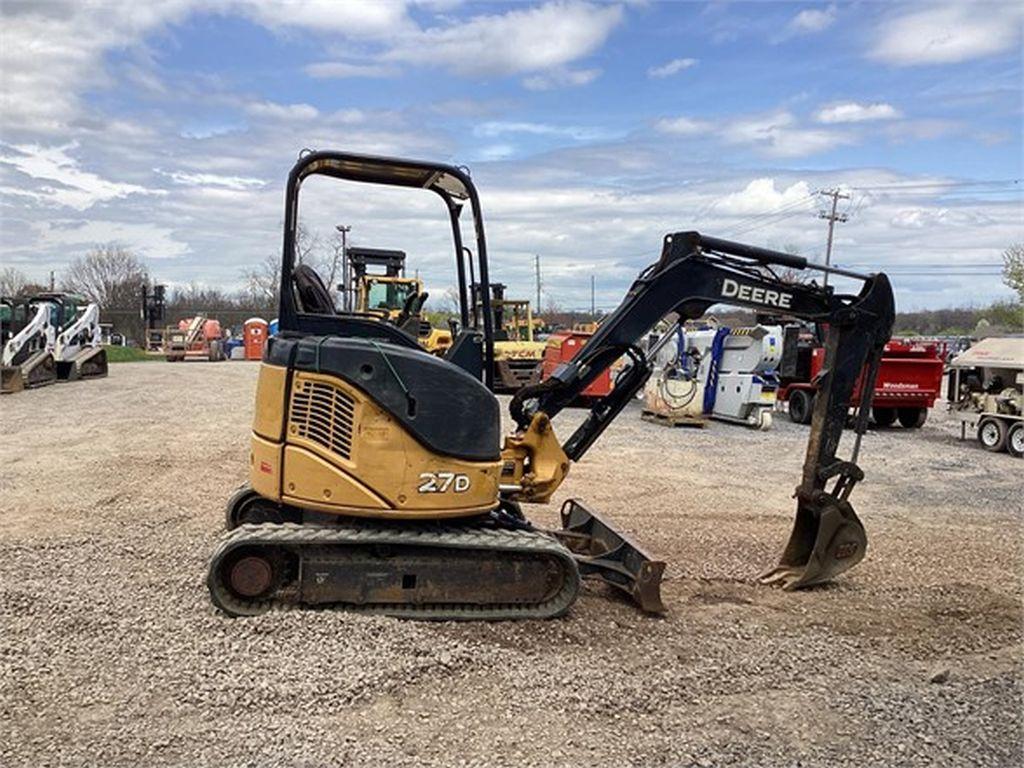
[{"left": 228, "top": 554, "right": 275, "bottom": 598}]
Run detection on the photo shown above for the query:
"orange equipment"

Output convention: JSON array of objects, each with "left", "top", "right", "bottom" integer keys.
[
  {"left": 536, "top": 329, "right": 614, "bottom": 401},
  {"left": 243, "top": 317, "right": 269, "bottom": 361},
  {"left": 165, "top": 315, "right": 226, "bottom": 362}
]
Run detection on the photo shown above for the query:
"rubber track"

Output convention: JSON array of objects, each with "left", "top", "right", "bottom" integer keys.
[{"left": 207, "top": 522, "right": 580, "bottom": 620}]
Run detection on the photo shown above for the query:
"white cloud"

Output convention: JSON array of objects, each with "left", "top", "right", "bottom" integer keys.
[
  {"left": 889, "top": 207, "right": 989, "bottom": 230},
  {"left": 238, "top": 0, "right": 413, "bottom": 36},
  {"left": 0, "top": 142, "right": 162, "bottom": 211},
  {"left": 474, "top": 121, "right": 612, "bottom": 141},
  {"left": 522, "top": 68, "right": 601, "bottom": 91},
  {"left": 476, "top": 144, "right": 516, "bottom": 162},
  {"left": 716, "top": 178, "right": 816, "bottom": 216},
  {"left": 304, "top": 61, "right": 400, "bottom": 79},
  {"left": 385, "top": 1, "right": 623, "bottom": 75},
  {"left": 883, "top": 118, "right": 962, "bottom": 142},
  {"left": 0, "top": 1, "right": 197, "bottom": 133},
  {"left": 788, "top": 4, "right": 837, "bottom": 35},
  {"left": 720, "top": 111, "right": 851, "bottom": 158},
  {"left": 244, "top": 101, "right": 320, "bottom": 121},
  {"left": 654, "top": 117, "right": 711, "bottom": 136},
  {"left": 870, "top": 4, "right": 1024, "bottom": 66},
  {"left": 29, "top": 219, "right": 189, "bottom": 260},
  {"left": 156, "top": 169, "right": 266, "bottom": 190},
  {"left": 815, "top": 101, "right": 901, "bottom": 124},
  {"left": 647, "top": 57, "right": 697, "bottom": 78}
]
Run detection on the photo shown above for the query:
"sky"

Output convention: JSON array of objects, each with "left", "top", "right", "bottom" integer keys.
[{"left": 1, "top": 0, "right": 1022, "bottom": 312}]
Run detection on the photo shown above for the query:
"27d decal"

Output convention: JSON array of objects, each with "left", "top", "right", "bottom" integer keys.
[{"left": 417, "top": 472, "right": 471, "bottom": 493}]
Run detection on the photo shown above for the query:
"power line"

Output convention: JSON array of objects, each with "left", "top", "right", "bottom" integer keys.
[
  {"left": 726, "top": 205, "right": 815, "bottom": 238},
  {"left": 721, "top": 193, "right": 818, "bottom": 237}
]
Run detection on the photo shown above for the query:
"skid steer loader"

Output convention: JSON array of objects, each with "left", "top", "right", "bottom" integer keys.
[
  {"left": 1, "top": 297, "right": 58, "bottom": 393},
  {"left": 207, "top": 151, "right": 895, "bottom": 619},
  {"left": 40, "top": 293, "right": 109, "bottom": 381}
]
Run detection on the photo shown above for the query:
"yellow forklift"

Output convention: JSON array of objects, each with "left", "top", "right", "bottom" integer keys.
[{"left": 347, "top": 246, "right": 452, "bottom": 355}]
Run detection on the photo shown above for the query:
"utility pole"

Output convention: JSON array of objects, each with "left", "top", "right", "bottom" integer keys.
[
  {"left": 534, "top": 254, "right": 541, "bottom": 309},
  {"left": 336, "top": 224, "right": 351, "bottom": 310},
  {"left": 49, "top": 270, "right": 55, "bottom": 290},
  {"left": 818, "top": 188, "right": 849, "bottom": 287},
  {"left": 590, "top": 275, "right": 595, "bottom": 316}
]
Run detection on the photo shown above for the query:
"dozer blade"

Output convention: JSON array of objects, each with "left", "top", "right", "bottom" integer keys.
[
  {"left": 759, "top": 494, "right": 867, "bottom": 590},
  {"left": 550, "top": 499, "right": 666, "bottom": 614}
]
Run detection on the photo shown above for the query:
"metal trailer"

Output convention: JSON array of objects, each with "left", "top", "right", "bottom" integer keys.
[
  {"left": 778, "top": 328, "right": 946, "bottom": 428},
  {"left": 946, "top": 336, "right": 1024, "bottom": 458}
]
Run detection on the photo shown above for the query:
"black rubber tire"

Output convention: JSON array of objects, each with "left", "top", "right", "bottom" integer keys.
[
  {"left": 788, "top": 389, "right": 814, "bottom": 425},
  {"left": 872, "top": 407, "right": 897, "bottom": 427},
  {"left": 897, "top": 407, "right": 927, "bottom": 429},
  {"left": 1006, "top": 422, "right": 1024, "bottom": 458},
  {"left": 977, "top": 417, "right": 1008, "bottom": 453}
]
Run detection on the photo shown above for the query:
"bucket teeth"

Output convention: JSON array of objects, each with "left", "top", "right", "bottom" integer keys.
[{"left": 759, "top": 496, "right": 867, "bottom": 590}]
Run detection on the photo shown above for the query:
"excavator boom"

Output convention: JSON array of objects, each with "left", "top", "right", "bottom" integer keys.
[{"left": 511, "top": 231, "right": 895, "bottom": 591}]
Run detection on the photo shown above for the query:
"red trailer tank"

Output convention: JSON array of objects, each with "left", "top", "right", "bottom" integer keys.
[
  {"left": 778, "top": 328, "right": 945, "bottom": 428},
  {"left": 535, "top": 329, "right": 614, "bottom": 401}
]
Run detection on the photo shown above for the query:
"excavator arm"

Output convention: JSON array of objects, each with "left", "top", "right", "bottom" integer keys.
[{"left": 506, "top": 231, "right": 895, "bottom": 595}]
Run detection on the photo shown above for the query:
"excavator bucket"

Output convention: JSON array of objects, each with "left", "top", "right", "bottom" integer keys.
[
  {"left": 2, "top": 352, "right": 57, "bottom": 393},
  {"left": 759, "top": 495, "right": 867, "bottom": 590},
  {"left": 1, "top": 365, "right": 25, "bottom": 394},
  {"left": 551, "top": 499, "right": 666, "bottom": 613}
]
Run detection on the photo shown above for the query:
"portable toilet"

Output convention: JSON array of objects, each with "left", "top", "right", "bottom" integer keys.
[
  {"left": 269, "top": 318, "right": 279, "bottom": 336},
  {"left": 243, "top": 317, "right": 269, "bottom": 360}
]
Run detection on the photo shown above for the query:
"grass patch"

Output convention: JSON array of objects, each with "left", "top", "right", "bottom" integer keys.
[{"left": 104, "top": 345, "right": 158, "bottom": 363}]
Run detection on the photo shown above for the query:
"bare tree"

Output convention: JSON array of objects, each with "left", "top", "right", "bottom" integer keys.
[
  {"left": 316, "top": 230, "right": 346, "bottom": 294},
  {"left": 765, "top": 243, "right": 810, "bottom": 285},
  {"left": 295, "top": 223, "right": 319, "bottom": 266},
  {"left": 1003, "top": 243, "right": 1024, "bottom": 302},
  {"left": 241, "top": 253, "right": 282, "bottom": 307},
  {"left": 63, "top": 244, "right": 149, "bottom": 308},
  {"left": 0, "top": 266, "right": 29, "bottom": 297}
]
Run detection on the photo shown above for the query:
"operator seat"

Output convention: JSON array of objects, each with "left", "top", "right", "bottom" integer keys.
[{"left": 294, "top": 264, "right": 337, "bottom": 315}]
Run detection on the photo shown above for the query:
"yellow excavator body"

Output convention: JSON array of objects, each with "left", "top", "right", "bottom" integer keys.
[{"left": 249, "top": 363, "right": 501, "bottom": 518}]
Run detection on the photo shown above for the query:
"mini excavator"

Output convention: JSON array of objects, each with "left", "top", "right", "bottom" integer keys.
[{"left": 207, "top": 151, "right": 895, "bottom": 619}]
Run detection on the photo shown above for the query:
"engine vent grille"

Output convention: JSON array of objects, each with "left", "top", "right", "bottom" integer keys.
[{"left": 290, "top": 379, "right": 355, "bottom": 460}]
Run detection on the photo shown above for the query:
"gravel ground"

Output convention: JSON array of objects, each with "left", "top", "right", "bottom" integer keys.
[{"left": 1, "top": 361, "right": 1021, "bottom": 768}]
